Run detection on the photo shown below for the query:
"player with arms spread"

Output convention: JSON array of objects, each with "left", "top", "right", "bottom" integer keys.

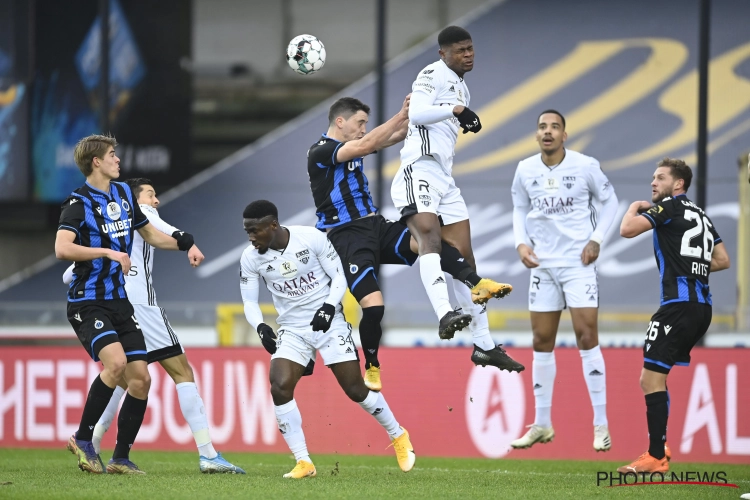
[
  {"left": 239, "top": 200, "right": 415, "bottom": 478},
  {"left": 391, "top": 25, "right": 516, "bottom": 364},
  {"left": 64, "top": 178, "right": 244, "bottom": 474},
  {"left": 617, "top": 158, "right": 730, "bottom": 473},
  {"left": 308, "top": 96, "right": 522, "bottom": 390},
  {"left": 510, "top": 110, "right": 619, "bottom": 452},
  {"left": 56, "top": 135, "right": 202, "bottom": 474}
]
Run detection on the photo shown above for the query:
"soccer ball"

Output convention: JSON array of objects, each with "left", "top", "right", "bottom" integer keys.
[{"left": 286, "top": 34, "right": 326, "bottom": 75}]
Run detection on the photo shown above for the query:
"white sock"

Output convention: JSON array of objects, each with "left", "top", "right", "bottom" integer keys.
[
  {"left": 533, "top": 351, "right": 556, "bottom": 428},
  {"left": 176, "top": 382, "right": 217, "bottom": 459},
  {"left": 92, "top": 385, "right": 125, "bottom": 454},
  {"left": 419, "top": 253, "right": 453, "bottom": 319},
  {"left": 358, "top": 390, "right": 403, "bottom": 439},
  {"left": 275, "top": 399, "right": 311, "bottom": 463},
  {"left": 451, "top": 279, "right": 493, "bottom": 350},
  {"left": 580, "top": 345, "right": 608, "bottom": 426}
]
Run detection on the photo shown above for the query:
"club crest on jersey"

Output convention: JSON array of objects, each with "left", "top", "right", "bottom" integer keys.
[
  {"left": 543, "top": 177, "right": 560, "bottom": 193},
  {"left": 94, "top": 319, "right": 104, "bottom": 329},
  {"left": 280, "top": 260, "right": 298, "bottom": 279},
  {"left": 349, "top": 264, "right": 358, "bottom": 274},
  {"left": 296, "top": 250, "right": 310, "bottom": 264},
  {"left": 562, "top": 176, "right": 576, "bottom": 189},
  {"left": 106, "top": 202, "right": 122, "bottom": 221},
  {"left": 121, "top": 200, "right": 130, "bottom": 212},
  {"left": 419, "top": 194, "right": 431, "bottom": 207}
]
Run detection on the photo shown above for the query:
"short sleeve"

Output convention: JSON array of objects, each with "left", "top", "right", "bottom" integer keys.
[
  {"left": 511, "top": 165, "right": 530, "bottom": 208},
  {"left": 239, "top": 251, "right": 260, "bottom": 290},
  {"left": 309, "top": 140, "right": 343, "bottom": 168},
  {"left": 131, "top": 200, "right": 149, "bottom": 229},
  {"left": 706, "top": 215, "right": 722, "bottom": 244},
  {"left": 586, "top": 160, "right": 615, "bottom": 202},
  {"left": 58, "top": 197, "right": 85, "bottom": 240},
  {"left": 641, "top": 198, "right": 676, "bottom": 228}
]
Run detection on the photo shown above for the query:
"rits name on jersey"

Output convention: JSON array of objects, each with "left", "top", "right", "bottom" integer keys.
[
  {"left": 271, "top": 271, "right": 320, "bottom": 297},
  {"left": 533, "top": 196, "right": 574, "bottom": 215},
  {"left": 692, "top": 262, "right": 709, "bottom": 277},
  {"left": 101, "top": 218, "right": 133, "bottom": 236}
]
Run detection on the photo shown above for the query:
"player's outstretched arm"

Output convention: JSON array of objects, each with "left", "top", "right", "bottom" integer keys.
[
  {"left": 619, "top": 201, "right": 653, "bottom": 238},
  {"left": 710, "top": 242, "right": 731, "bottom": 272},
  {"left": 139, "top": 205, "right": 204, "bottom": 267},
  {"left": 55, "top": 230, "right": 131, "bottom": 274},
  {"left": 335, "top": 94, "right": 410, "bottom": 162}
]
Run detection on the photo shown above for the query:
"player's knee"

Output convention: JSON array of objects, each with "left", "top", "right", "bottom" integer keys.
[
  {"left": 269, "top": 377, "right": 294, "bottom": 405},
  {"left": 104, "top": 356, "right": 128, "bottom": 380},
  {"left": 342, "top": 381, "right": 368, "bottom": 403},
  {"left": 361, "top": 305, "right": 385, "bottom": 325},
  {"left": 576, "top": 329, "right": 598, "bottom": 350},
  {"left": 128, "top": 371, "right": 151, "bottom": 397}
]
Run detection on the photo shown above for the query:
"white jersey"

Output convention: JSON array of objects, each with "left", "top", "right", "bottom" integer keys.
[
  {"left": 239, "top": 226, "right": 345, "bottom": 330},
  {"left": 125, "top": 205, "right": 179, "bottom": 306},
  {"left": 400, "top": 59, "right": 470, "bottom": 174},
  {"left": 511, "top": 150, "right": 616, "bottom": 268}
]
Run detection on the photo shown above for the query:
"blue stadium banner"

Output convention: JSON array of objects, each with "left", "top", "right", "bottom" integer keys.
[
  {"left": 0, "top": 0, "right": 29, "bottom": 201},
  {"left": 32, "top": 0, "right": 191, "bottom": 202}
]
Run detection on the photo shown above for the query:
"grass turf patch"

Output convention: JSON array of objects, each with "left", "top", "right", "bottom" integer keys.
[{"left": 0, "top": 448, "right": 747, "bottom": 499}]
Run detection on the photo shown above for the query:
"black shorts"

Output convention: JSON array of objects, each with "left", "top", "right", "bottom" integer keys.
[
  {"left": 67, "top": 299, "right": 148, "bottom": 363},
  {"left": 327, "top": 215, "right": 417, "bottom": 301},
  {"left": 643, "top": 302, "right": 712, "bottom": 374}
]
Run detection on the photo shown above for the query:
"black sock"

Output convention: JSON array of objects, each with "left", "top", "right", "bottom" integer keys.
[
  {"left": 646, "top": 391, "right": 668, "bottom": 459},
  {"left": 359, "top": 306, "right": 385, "bottom": 369},
  {"left": 76, "top": 375, "right": 115, "bottom": 441},
  {"left": 113, "top": 395, "right": 148, "bottom": 460},
  {"left": 439, "top": 242, "right": 480, "bottom": 287}
]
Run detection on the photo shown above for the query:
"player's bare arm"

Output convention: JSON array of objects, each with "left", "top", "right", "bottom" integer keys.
[
  {"left": 55, "top": 230, "right": 131, "bottom": 274},
  {"left": 381, "top": 118, "right": 409, "bottom": 148},
  {"left": 710, "top": 242, "right": 730, "bottom": 272},
  {"left": 335, "top": 94, "right": 410, "bottom": 162},
  {"left": 619, "top": 201, "right": 653, "bottom": 238}
]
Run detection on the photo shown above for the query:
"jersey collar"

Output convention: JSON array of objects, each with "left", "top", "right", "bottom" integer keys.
[
  {"left": 85, "top": 181, "right": 114, "bottom": 199},
  {"left": 322, "top": 133, "right": 341, "bottom": 143}
]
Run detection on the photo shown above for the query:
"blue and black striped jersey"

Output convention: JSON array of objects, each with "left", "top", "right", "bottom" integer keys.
[
  {"left": 58, "top": 181, "right": 149, "bottom": 302},
  {"left": 641, "top": 194, "right": 721, "bottom": 306},
  {"left": 307, "top": 134, "right": 376, "bottom": 230}
]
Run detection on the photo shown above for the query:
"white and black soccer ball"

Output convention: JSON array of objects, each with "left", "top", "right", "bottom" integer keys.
[{"left": 286, "top": 34, "right": 326, "bottom": 75}]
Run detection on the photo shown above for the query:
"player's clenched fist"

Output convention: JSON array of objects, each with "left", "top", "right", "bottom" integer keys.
[
  {"left": 256, "top": 323, "right": 278, "bottom": 354},
  {"left": 310, "top": 303, "right": 335, "bottom": 332},
  {"left": 455, "top": 107, "right": 482, "bottom": 134},
  {"left": 187, "top": 245, "right": 205, "bottom": 267}
]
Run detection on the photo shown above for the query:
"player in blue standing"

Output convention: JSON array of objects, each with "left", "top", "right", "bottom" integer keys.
[
  {"left": 56, "top": 134, "right": 204, "bottom": 474},
  {"left": 306, "top": 95, "right": 522, "bottom": 391},
  {"left": 618, "top": 158, "right": 730, "bottom": 473}
]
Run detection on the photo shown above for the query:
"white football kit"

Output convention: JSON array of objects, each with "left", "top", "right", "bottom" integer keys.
[
  {"left": 511, "top": 150, "right": 619, "bottom": 311},
  {"left": 239, "top": 226, "right": 354, "bottom": 367},
  {"left": 62, "top": 204, "right": 185, "bottom": 362},
  {"left": 391, "top": 59, "right": 470, "bottom": 225}
]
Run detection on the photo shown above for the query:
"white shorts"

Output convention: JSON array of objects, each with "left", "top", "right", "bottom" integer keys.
[
  {"left": 271, "top": 313, "right": 358, "bottom": 367},
  {"left": 132, "top": 303, "right": 184, "bottom": 363},
  {"left": 528, "top": 266, "right": 599, "bottom": 312},
  {"left": 391, "top": 155, "right": 469, "bottom": 225}
]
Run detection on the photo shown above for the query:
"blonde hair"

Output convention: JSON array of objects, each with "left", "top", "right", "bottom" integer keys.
[{"left": 73, "top": 134, "right": 118, "bottom": 177}]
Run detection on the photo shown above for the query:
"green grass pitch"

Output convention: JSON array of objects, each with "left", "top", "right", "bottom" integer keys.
[{"left": 1, "top": 449, "right": 748, "bottom": 499}]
